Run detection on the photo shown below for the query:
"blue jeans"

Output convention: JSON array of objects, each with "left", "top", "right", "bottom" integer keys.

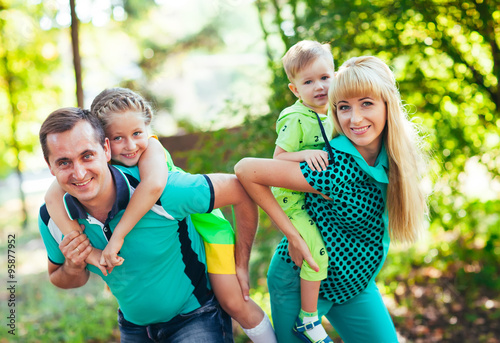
[{"left": 118, "top": 295, "right": 233, "bottom": 343}]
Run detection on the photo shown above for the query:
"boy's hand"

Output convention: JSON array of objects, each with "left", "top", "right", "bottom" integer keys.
[
  {"left": 302, "top": 150, "right": 329, "bottom": 171},
  {"left": 100, "top": 237, "right": 125, "bottom": 273}
]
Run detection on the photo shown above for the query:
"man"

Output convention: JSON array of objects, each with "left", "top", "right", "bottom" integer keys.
[{"left": 37, "top": 107, "right": 259, "bottom": 342}]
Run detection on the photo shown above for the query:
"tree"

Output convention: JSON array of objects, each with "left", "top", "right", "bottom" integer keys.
[
  {"left": 249, "top": 0, "right": 500, "bottom": 340},
  {"left": 70, "top": 0, "right": 83, "bottom": 108},
  {"left": 0, "top": 1, "right": 63, "bottom": 227}
]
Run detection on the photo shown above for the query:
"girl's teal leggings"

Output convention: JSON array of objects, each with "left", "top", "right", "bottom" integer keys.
[{"left": 267, "top": 251, "right": 399, "bottom": 343}]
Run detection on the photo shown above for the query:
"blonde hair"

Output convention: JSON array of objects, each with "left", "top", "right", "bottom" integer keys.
[
  {"left": 90, "top": 88, "right": 153, "bottom": 129},
  {"left": 282, "top": 40, "right": 334, "bottom": 82},
  {"left": 329, "top": 56, "right": 428, "bottom": 244}
]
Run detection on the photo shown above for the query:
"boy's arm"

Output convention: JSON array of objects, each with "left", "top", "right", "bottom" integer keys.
[
  {"left": 273, "top": 145, "right": 329, "bottom": 171},
  {"left": 234, "top": 157, "right": 319, "bottom": 270},
  {"left": 207, "top": 173, "right": 258, "bottom": 300},
  {"left": 101, "top": 137, "right": 168, "bottom": 270}
]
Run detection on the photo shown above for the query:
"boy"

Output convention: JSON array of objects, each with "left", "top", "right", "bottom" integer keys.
[{"left": 272, "top": 40, "right": 335, "bottom": 343}]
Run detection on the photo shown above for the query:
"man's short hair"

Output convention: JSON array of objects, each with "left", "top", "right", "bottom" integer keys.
[
  {"left": 39, "top": 107, "right": 106, "bottom": 163},
  {"left": 282, "top": 40, "right": 334, "bottom": 82}
]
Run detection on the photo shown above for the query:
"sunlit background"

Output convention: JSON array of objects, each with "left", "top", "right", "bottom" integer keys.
[{"left": 1, "top": 0, "right": 500, "bottom": 342}]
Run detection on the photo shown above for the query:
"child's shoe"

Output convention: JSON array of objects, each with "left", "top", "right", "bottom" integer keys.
[{"left": 292, "top": 313, "right": 333, "bottom": 343}]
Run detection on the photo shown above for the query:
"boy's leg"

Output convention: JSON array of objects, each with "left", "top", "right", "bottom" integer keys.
[
  {"left": 295, "top": 279, "right": 332, "bottom": 342},
  {"left": 289, "top": 212, "right": 331, "bottom": 342},
  {"left": 268, "top": 250, "right": 304, "bottom": 343},
  {"left": 321, "top": 281, "right": 399, "bottom": 343}
]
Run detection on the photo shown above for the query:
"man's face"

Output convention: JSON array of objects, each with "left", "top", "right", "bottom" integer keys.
[{"left": 46, "top": 120, "right": 112, "bottom": 206}]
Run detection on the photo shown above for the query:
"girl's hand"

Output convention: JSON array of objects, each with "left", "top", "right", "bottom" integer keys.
[
  {"left": 288, "top": 234, "right": 319, "bottom": 272},
  {"left": 100, "top": 237, "right": 125, "bottom": 273},
  {"left": 302, "top": 150, "right": 329, "bottom": 171},
  {"left": 85, "top": 248, "right": 110, "bottom": 276}
]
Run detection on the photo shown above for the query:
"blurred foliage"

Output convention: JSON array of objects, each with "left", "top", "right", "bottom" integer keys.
[
  {"left": 182, "top": 0, "right": 500, "bottom": 341},
  {"left": 0, "top": 1, "right": 63, "bottom": 176},
  {"left": 1, "top": 0, "right": 500, "bottom": 342}
]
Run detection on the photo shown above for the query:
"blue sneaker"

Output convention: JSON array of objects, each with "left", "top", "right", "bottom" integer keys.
[{"left": 292, "top": 316, "right": 333, "bottom": 343}]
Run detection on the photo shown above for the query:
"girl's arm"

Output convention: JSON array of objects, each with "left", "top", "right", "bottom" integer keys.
[
  {"left": 234, "top": 157, "right": 319, "bottom": 271},
  {"left": 274, "top": 145, "right": 329, "bottom": 171},
  {"left": 45, "top": 181, "right": 108, "bottom": 275},
  {"left": 101, "top": 137, "right": 168, "bottom": 271},
  {"left": 45, "top": 180, "right": 82, "bottom": 236}
]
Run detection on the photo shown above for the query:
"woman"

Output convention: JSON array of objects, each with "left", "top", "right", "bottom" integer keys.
[{"left": 235, "top": 56, "right": 428, "bottom": 343}]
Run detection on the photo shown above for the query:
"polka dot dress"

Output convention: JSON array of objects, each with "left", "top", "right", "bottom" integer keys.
[{"left": 275, "top": 148, "right": 386, "bottom": 304}]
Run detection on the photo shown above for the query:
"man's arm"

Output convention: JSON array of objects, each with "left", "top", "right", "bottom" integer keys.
[
  {"left": 207, "top": 173, "right": 258, "bottom": 300},
  {"left": 47, "top": 230, "right": 91, "bottom": 289}
]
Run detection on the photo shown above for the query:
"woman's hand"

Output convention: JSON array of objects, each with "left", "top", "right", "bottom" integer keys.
[{"left": 287, "top": 234, "right": 319, "bottom": 272}]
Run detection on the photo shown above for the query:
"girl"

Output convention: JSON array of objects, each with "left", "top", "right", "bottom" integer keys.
[
  {"left": 235, "top": 56, "right": 428, "bottom": 343},
  {"left": 44, "top": 88, "right": 277, "bottom": 343}
]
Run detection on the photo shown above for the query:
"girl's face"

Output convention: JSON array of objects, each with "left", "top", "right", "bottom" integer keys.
[
  {"left": 336, "top": 95, "right": 387, "bottom": 163},
  {"left": 105, "top": 111, "right": 149, "bottom": 167}
]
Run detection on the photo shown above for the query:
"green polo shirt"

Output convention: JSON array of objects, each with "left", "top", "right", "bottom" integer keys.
[
  {"left": 275, "top": 135, "right": 390, "bottom": 304},
  {"left": 38, "top": 166, "right": 214, "bottom": 325},
  {"left": 272, "top": 100, "right": 334, "bottom": 213}
]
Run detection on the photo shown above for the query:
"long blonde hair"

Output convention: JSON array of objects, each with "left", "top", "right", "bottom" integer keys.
[{"left": 329, "top": 56, "right": 428, "bottom": 243}]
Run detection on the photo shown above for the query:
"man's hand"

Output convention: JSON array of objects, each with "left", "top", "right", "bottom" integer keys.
[
  {"left": 48, "top": 229, "right": 92, "bottom": 289},
  {"left": 59, "top": 230, "right": 92, "bottom": 268},
  {"left": 235, "top": 262, "right": 250, "bottom": 301}
]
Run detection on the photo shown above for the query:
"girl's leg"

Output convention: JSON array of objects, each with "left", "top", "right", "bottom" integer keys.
[
  {"left": 321, "top": 281, "right": 399, "bottom": 343},
  {"left": 210, "top": 274, "right": 277, "bottom": 343}
]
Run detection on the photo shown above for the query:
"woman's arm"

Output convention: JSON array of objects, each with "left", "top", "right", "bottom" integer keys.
[
  {"left": 101, "top": 137, "right": 168, "bottom": 270},
  {"left": 234, "top": 157, "right": 319, "bottom": 270}
]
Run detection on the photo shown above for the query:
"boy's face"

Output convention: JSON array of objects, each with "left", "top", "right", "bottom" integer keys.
[{"left": 289, "top": 56, "right": 333, "bottom": 114}]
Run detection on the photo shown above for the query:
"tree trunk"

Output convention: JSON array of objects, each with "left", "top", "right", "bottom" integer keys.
[{"left": 70, "top": 0, "right": 83, "bottom": 108}]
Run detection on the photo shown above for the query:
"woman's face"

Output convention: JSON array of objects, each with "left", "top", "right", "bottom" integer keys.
[{"left": 336, "top": 95, "right": 387, "bottom": 163}]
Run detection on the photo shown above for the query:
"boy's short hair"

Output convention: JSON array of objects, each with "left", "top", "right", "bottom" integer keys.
[{"left": 282, "top": 40, "right": 334, "bottom": 82}]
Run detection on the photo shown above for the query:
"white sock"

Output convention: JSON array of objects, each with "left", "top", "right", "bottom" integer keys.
[
  {"left": 242, "top": 312, "right": 277, "bottom": 343},
  {"left": 302, "top": 314, "right": 329, "bottom": 342}
]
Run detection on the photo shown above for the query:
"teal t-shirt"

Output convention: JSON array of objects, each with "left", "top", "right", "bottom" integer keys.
[
  {"left": 275, "top": 135, "right": 390, "bottom": 304},
  {"left": 38, "top": 166, "right": 214, "bottom": 325}
]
